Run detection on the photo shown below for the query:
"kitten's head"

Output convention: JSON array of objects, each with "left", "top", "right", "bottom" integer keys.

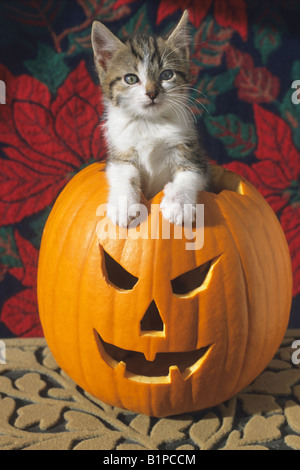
[{"left": 91, "top": 10, "right": 190, "bottom": 119}]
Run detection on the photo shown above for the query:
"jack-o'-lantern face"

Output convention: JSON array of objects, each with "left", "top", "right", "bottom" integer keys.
[
  {"left": 95, "top": 247, "right": 217, "bottom": 381},
  {"left": 37, "top": 163, "right": 292, "bottom": 417}
]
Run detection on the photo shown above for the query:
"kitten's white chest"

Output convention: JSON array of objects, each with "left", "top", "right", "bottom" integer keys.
[
  {"left": 106, "top": 109, "right": 166, "bottom": 191},
  {"left": 105, "top": 104, "right": 194, "bottom": 197},
  {"left": 106, "top": 106, "right": 185, "bottom": 163},
  {"left": 136, "top": 138, "right": 173, "bottom": 198}
]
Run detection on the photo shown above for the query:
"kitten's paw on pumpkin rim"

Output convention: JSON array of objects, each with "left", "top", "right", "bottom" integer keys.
[
  {"left": 106, "top": 203, "right": 138, "bottom": 228},
  {"left": 160, "top": 199, "right": 196, "bottom": 226}
]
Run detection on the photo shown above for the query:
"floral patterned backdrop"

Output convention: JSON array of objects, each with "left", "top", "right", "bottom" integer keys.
[{"left": 0, "top": 0, "right": 299, "bottom": 337}]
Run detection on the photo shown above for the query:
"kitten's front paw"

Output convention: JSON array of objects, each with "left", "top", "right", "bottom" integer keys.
[
  {"left": 107, "top": 195, "right": 141, "bottom": 227},
  {"left": 106, "top": 204, "right": 131, "bottom": 228},
  {"left": 160, "top": 199, "right": 196, "bottom": 225},
  {"left": 160, "top": 183, "right": 196, "bottom": 226}
]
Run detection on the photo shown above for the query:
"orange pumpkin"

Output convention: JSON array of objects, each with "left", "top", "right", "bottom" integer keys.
[{"left": 37, "top": 162, "right": 292, "bottom": 417}]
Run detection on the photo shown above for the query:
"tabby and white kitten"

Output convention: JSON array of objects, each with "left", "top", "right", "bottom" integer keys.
[{"left": 91, "top": 10, "right": 209, "bottom": 227}]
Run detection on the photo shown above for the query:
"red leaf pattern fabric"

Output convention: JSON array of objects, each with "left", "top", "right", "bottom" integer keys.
[
  {"left": 0, "top": 0, "right": 299, "bottom": 336},
  {"left": 2, "top": 232, "right": 41, "bottom": 337},
  {"left": 0, "top": 61, "right": 104, "bottom": 226},
  {"left": 214, "top": 0, "right": 247, "bottom": 41},
  {"left": 225, "top": 105, "right": 300, "bottom": 294},
  {"left": 226, "top": 46, "right": 280, "bottom": 103},
  {"left": 254, "top": 105, "right": 300, "bottom": 176},
  {"left": 2, "top": 289, "right": 42, "bottom": 337},
  {"left": 157, "top": 0, "right": 212, "bottom": 28},
  {"left": 281, "top": 206, "right": 300, "bottom": 297},
  {"left": 155, "top": 0, "right": 248, "bottom": 39},
  {"left": 236, "top": 67, "right": 280, "bottom": 103}
]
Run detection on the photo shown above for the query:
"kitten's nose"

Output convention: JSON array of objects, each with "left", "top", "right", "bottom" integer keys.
[{"left": 146, "top": 89, "right": 159, "bottom": 101}]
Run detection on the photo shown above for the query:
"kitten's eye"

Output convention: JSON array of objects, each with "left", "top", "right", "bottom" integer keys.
[
  {"left": 124, "top": 74, "right": 139, "bottom": 85},
  {"left": 159, "top": 69, "right": 174, "bottom": 81}
]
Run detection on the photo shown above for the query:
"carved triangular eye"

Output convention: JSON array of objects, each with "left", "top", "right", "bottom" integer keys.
[
  {"left": 171, "top": 258, "right": 215, "bottom": 296},
  {"left": 102, "top": 247, "right": 138, "bottom": 290}
]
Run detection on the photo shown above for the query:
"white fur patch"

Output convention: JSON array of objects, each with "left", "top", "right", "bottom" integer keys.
[
  {"left": 105, "top": 93, "right": 208, "bottom": 226},
  {"left": 105, "top": 102, "right": 197, "bottom": 200},
  {"left": 106, "top": 162, "right": 141, "bottom": 227},
  {"left": 160, "top": 171, "right": 207, "bottom": 225}
]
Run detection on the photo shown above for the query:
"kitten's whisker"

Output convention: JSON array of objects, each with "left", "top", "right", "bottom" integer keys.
[
  {"left": 171, "top": 83, "right": 207, "bottom": 94},
  {"left": 193, "top": 98, "right": 211, "bottom": 116},
  {"left": 192, "top": 39, "right": 209, "bottom": 47},
  {"left": 160, "top": 46, "right": 190, "bottom": 67},
  {"left": 167, "top": 90, "right": 199, "bottom": 108},
  {"left": 162, "top": 58, "right": 191, "bottom": 66},
  {"left": 166, "top": 96, "right": 191, "bottom": 126},
  {"left": 167, "top": 96, "right": 197, "bottom": 124},
  {"left": 166, "top": 101, "right": 188, "bottom": 126},
  {"left": 168, "top": 91, "right": 198, "bottom": 104},
  {"left": 198, "top": 101, "right": 211, "bottom": 116},
  {"left": 175, "top": 96, "right": 201, "bottom": 121},
  {"left": 168, "top": 93, "right": 199, "bottom": 111},
  {"left": 165, "top": 101, "right": 189, "bottom": 127},
  {"left": 160, "top": 47, "right": 177, "bottom": 64},
  {"left": 170, "top": 83, "right": 208, "bottom": 99},
  {"left": 170, "top": 92, "right": 211, "bottom": 117}
]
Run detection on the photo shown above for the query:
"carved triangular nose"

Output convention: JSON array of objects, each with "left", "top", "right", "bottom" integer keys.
[{"left": 140, "top": 300, "right": 164, "bottom": 332}]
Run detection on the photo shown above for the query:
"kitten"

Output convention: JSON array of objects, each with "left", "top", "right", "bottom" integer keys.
[{"left": 91, "top": 10, "right": 209, "bottom": 227}]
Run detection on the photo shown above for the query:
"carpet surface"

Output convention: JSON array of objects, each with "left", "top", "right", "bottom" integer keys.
[
  {"left": 0, "top": 330, "right": 300, "bottom": 450},
  {"left": 0, "top": 0, "right": 299, "bottom": 338}
]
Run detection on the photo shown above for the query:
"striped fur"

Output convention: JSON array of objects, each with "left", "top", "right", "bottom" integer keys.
[{"left": 91, "top": 10, "right": 210, "bottom": 227}]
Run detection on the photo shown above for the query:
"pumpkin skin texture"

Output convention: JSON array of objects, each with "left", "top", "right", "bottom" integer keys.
[{"left": 37, "top": 162, "right": 293, "bottom": 417}]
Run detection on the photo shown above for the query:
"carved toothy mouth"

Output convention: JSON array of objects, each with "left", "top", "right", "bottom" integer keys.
[{"left": 94, "top": 330, "right": 212, "bottom": 384}]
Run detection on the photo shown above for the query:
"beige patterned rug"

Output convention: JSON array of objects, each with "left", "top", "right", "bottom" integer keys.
[{"left": 0, "top": 331, "right": 300, "bottom": 451}]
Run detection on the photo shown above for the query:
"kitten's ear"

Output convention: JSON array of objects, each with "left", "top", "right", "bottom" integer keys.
[
  {"left": 91, "top": 21, "right": 124, "bottom": 71},
  {"left": 166, "top": 9, "right": 190, "bottom": 57}
]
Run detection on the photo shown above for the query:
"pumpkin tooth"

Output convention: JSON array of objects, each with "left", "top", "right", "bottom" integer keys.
[
  {"left": 115, "top": 360, "right": 126, "bottom": 377},
  {"left": 143, "top": 350, "right": 157, "bottom": 362},
  {"left": 169, "top": 365, "right": 182, "bottom": 382}
]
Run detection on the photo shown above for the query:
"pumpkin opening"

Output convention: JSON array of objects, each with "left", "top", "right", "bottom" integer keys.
[
  {"left": 141, "top": 165, "right": 244, "bottom": 201},
  {"left": 208, "top": 165, "right": 245, "bottom": 195},
  {"left": 140, "top": 300, "right": 165, "bottom": 334},
  {"left": 171, "top": 258, "right": 213, "bottom": 296},
  {"left": 101, "top": 246, "right": 138, "bottom": 290},
  {"left": 94, "top": 329, "right": 212, "bottom": 382}
]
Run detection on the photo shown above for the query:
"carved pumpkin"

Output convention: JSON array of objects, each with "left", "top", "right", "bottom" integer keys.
[{"left": 37, "top": 162, "right": 292, "bottom": 417}]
